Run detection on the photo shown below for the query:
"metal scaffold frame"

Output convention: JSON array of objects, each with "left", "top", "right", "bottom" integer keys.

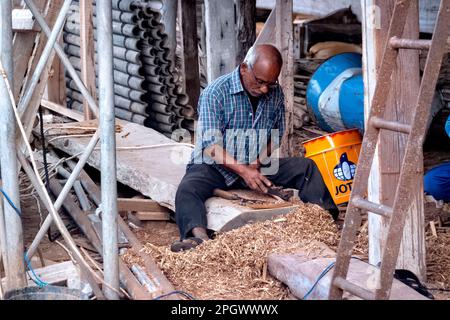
[{"left": 0, "top": 0, "right": 119, "bottom": 299}]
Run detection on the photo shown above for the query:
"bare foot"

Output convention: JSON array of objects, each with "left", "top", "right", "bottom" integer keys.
[{"left": 191, "top": 227, "right": 210, "bottom": 241}]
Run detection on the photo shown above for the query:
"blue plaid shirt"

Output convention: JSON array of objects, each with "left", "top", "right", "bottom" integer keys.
[{"left": 189, "top": 66, "right": 285, "bottom": 186}]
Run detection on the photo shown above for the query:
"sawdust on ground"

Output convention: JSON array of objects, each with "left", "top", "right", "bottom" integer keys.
[{"left": 124, "top": 202, "right": 368, "bottom": 300}]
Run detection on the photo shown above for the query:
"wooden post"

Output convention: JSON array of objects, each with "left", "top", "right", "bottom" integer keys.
[
  {"left": 236, "top": 0, "right": 256, "bottom": 65},
  {"left": 18, "top": 0, "right": 64, "bottom": 144},
  {"left": 12, "top": 0, "right": 46, "bottom": 102},
  {"left": 80, "top": 0, "right": 96, "bottom": 120},
  {"left": 180, "top": 0, "right": 201, "bottom": 109},
  {"left": 362, "top": 0, "right": 426, "bottom": 280},
  {"left": 160, "top": 0, "right": 178, "bottom": 70},
  {"left": 204, "top": 0, "right": 236, "bottom": 83},
  {"left": 46, "top": 37, "right": 66, "bottom": 105},
  {"left": 276, "top": 0, "right": 294, "bottom": 157}
]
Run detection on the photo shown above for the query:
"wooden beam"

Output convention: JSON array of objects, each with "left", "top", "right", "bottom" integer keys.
[
  {"left": 160, "top": 0, "right": 178, "bottom": 68},
  {"left": 204, "top": 0, "right": 237, "bottom": 83},
  {"left": 1, "top": 261, "right": 80, "bottom": 289},
  {"left": 41, "top": 99, "right": 84, "bottom": 121},
  {"left": 236, "top": 0, "right": 256, "bottom": 65},
  {"left": 12, "top": 0, "right": 46, "bottom": 102},
  {"left": 46, "top": 37, "right": 66, "bottom": 105},
  {"left": 19, "top": 0, "right": 64, "bottom": 144},
  {"left": 117, "top": 198, "right": 170, "bottom": 213},
  {"left": 12, "top": 9, "right": 39, "bottom": 32},
  {"left": 133, "top": 212, "right": 170, "bottom": 221},
  {"left": 363, "top": 0, "right": 426, "bottom": 280},
  {"left": 276, "top": 0, "right": 294, "bottom": 157},
  {"left": 80, "top": 0, "right": 96, "bottom": 120},
  {"left": 180, "top": 0, "right": 201, "bottom": 109},
  {"left": 361, "top": 0, "right": 381, "bottom": 269},
  {"left": 379, "top": 0, "right": 426, "bottom": 281}
]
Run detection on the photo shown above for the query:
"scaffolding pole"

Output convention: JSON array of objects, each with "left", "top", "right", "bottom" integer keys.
[
  {"left": 0, "top": 0, "right": 26, "bottom": 290},
  {"left": 96, "top": 0, "right": 120, "bottom": 300},
  {"left": 23, "top": 0, "right": 99, "bottom": 118},
  {"left": 17, "top": 0, "right": 72, "bottom": 115}
]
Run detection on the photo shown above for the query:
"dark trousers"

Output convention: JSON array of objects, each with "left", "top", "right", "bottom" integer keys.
[{"left": 174, "top": 158, "right": 338, "bottom": 239}]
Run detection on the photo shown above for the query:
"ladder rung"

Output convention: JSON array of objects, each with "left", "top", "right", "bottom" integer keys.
[
  {"left": 370, "top": 116, "right": 411, "bottom": 134},
  {"left": 352, "top": 196, "right": 393, "bottom": 218},
  {"left": 333, "top": 277, "right": 375, "bottom": 300},
  {"left": 389, "top": 36, "right": 431, "bottom": 50}
]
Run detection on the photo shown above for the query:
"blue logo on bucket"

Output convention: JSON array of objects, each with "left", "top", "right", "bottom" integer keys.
[{"left": 333, "top": 153, "right": 356, "bottom": 181}]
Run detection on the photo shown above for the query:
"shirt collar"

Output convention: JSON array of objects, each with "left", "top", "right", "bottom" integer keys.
[{"left": 230, "top": 66, "right": 244, "bottom": 95}]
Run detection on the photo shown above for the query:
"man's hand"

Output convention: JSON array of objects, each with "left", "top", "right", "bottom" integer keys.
[
  {"left": 239, "top": 165, "right": 272, "bottom": 193},
  {"left": 204, "top": 145, "right": 272, "bottom": 192}
]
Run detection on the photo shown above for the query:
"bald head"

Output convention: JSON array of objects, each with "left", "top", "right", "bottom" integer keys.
[
  {"left": 240, "top": 44, "right": 283, "bottom": 97},
  {"left": 243, "top": 44, "right": 283, "bottom": 72}
]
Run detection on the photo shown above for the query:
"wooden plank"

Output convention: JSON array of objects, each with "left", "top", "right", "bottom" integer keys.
[
  {"left": 117, "top": 198, "right": 170, "bottom": 213},
  {"left": 180, "top": 0, "right": 200, "bottom": 109},
  {"left": 181, "top": 0, "right": 201, "bottom": 109},
  {"left": 41, "top": 99, "right": 84, "bottom": 121},
  {"left": 276, "top": 0, "right": 294, "bottom": 157},
  {"left": 361, "top": 0, "right": 383, "bottom": 275},
  {"left": 12, "top": 0, "right": 47, "bottom": 102},
  {"left": 12, "top": 9, "right": 39, "bottom": 32},
  {"left": 19, "top": 0, "right": 65, "bottom": 144},
  {"left": 80, "top": 0, "right": 96, "bottom": 120},
  {"left": 236, "top": 0, "right": 256, "bottom": 65},
  {"left": 430, "top": 221, "right": 438, "bottom": 238},
  {"left": 46, "top": 37, "right": 66, "bottom": 104},
  {"left": 133, "top": 212, "right": 170, "bottom": 221},
  {"left": 365, "top": 0, "right": 426, "bottom": 280},
  {"left": 1, "top": 261, "right": 80, "bottom": 289},
  {"left": 49, "top": 178, "right": 150, "bottom": 300},
  {"left": 58, "top": 163, "right": 178, "bottom": 299},
  {"left": 204, "top": 0, "right": 237, "bottom": 82}
]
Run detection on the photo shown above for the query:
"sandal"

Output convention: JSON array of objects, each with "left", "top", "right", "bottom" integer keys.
[
  {"left": 394, "top": 269, "right": 434, "bottom": 299},
  {"left": 170, "top": 237, "right": 204, "bottom": 252}
]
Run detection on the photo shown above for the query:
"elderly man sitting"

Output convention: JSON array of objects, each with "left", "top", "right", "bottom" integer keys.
[{"left": 171, "top": 44, "right": 338, "bottom": 252}]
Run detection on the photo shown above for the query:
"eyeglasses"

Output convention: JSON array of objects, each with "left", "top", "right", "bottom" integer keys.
[{"left": 248, "top": 66, "right": 279, "bottom": 89}]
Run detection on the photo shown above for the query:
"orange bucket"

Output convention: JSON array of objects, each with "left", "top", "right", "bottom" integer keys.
[{"left": 303, "top": 129, "right": 362, "bottom": 205}]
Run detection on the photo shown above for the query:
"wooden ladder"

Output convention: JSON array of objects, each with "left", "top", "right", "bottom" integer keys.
[{"left": 328, "top": 0, "right": 450, "bottom": 300}]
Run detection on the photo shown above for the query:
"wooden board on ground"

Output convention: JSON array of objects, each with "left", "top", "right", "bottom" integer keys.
[
  {"left": 267, "top": 242, "right": 429, "bottom": 300},
  {"left": 41, "top": 100, "right": 84, "bottom": 122},
  {"left": 1, "top": 261, "right": 80, "bottom": 290},
  {"left": 46, "top": 119, "right": 299, "bottom": 231},
  {"left": 117, "top": 198, "right": 170, "bottom": 213},
  {"left": 133, "top": 212, "right": 170, "bottom": 221}
]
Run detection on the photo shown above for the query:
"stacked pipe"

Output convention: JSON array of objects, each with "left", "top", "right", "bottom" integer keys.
[{"left": 63, "top": 0, "right": 196, "bottom": 137}]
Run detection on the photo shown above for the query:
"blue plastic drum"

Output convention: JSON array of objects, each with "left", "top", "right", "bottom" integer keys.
[
  {"left": 446, "top": 114, "right": 450, "bottom": 138},
  {"left": 306, "top": 53, "right": 364, "bottom": 133}
]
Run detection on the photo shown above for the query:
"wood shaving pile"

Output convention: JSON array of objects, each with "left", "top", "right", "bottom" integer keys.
[
  {"left": 426, "top": 230, "right": 450, "bottom": 290},
  {"left": 124, "top": 202, "right": 368, "bottom": 300}
]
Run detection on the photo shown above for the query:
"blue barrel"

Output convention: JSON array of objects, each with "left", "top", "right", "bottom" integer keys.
[
  {"left": 446, "top": 114, "right": 450, "bottom": 138},
  {"left": 424, "top": 162, "right": 450, "bottom": 202},
  {"left": 306, "top": 53, "right": 364, "bottom": 133}
]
